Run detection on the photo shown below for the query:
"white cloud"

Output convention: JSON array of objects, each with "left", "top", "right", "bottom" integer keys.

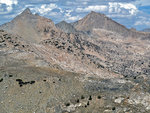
[
  {"left": 133, "top": 0, "right": 150, "bottom": 6},
  {"left": 66, "top": 15, "right": 81, "bottom": 21},
  {"left": 6, "top": 5, "right": 13, "bottom": 12},
  {"left": 134, "top": 17, "right": 150, "bottom": 26},
  {"left": 76, "top": 2, "right": 138, "bottom": 16},
  {"left": 76, "top": 5, "right": 107, "bottom": 12},
  {"left": 31, "top": 3, "right": 58, "bottom": 15},
  {"left": 108, "top": 2, "right": 138, "bottom": 15},
  {"left": 65, "top": 9, "right": 73, "bottom": 17},
  {"left": 0, "top": 0, "right": 18, "bottom": 6},
  {"left": 0, "top": 0, "right": 18, "bottom": 13},
  {"left": 39, "top": 4, "right": 57, "bottom": 14},
  {"left": 64, "top": 9, "right": 81, "bottom": 22},
  {"left": 135, "top": 21, "right": 150, "bottom": 26}
]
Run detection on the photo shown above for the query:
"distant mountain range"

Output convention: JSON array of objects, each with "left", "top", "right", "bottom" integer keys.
[
  {"left": 1, "top": 8, "right": 150, "bottom": 42},
  {"left": 142, "top": 28, "right": 150, "bottom": 32},
  {"left": 0, "top": 7, "right": 150, "bottom": 77}
]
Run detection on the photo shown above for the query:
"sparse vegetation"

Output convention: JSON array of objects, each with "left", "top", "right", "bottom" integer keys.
[
  {"left": 87, "top": 101, "right": 90, "bottom": 106},
  {"left": 16, "top": 79, "right": 35, "bottom": 87},
  {"left": 89, "top": 95, "right": 92, "bottom": 100},
  {"left": 97, "top": 95, "right": 101, "bottom": 99},
  {"left": 0, "top": 78, "right": 3, "bottom": 82},
  {"left": 112, "top": 107, "right": 116, "bottom": 111},
  {"left": 65, "top": 103, "right": 70, "bottom": 107},
  {"left": 81, "top": 95, "right": 85, "bottom": 99}
]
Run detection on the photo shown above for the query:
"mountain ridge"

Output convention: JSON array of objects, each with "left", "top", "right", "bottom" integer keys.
[{"left": 72, "top": 11, "right": 150, "bottom": 38}]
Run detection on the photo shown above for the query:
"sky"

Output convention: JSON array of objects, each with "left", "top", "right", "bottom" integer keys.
[{"left": 0, "top": 0, "right": 150, "bottom": 30}]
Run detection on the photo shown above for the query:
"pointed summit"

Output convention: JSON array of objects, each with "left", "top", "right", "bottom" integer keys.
[
  {"left": 72, "top": 11, "right": 130, "bottom": 36},
  {"left": 60, "top": 21, "right": 68, "bottom": 24},
  {"left": 0, "top": 7, "right": 57, "bottom": 43},
  {"left": 21, "top": 8, "right": 32, "bottom": 15},
  {"left": 88, "top": 11, "right": 106, "bottom": 18},
  {"left": 89, "top": 11, "right": 97, "bottom": 14},
  {"left": 56, "top": 21, "right": 77, "bottom": 33}
]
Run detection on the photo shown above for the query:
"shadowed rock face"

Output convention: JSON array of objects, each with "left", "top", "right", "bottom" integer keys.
[
  {"left": 0, "top": 8, "right": 150, "bottom": 113},
  {"left": 56, "top": 21, "right": 77, "bottom": 33}
]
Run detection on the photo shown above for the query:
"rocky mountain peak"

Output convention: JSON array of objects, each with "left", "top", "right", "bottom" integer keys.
[
  {"left": 60, "top": 21, "right": 68, "bottom": 24},
  {"left": 87, "top": 11, "right": 106, "bottom": 19},
  {"left": 72, "top": 11, "right": 132, "bottom": 36},
  {"left": 56, "top": 20, "right": 77, "bottom": 33},
  {"left": 21, "top": 8, "right": 32, "bottom": 15},
  {"left": 0, "top": 7, "right": 57, "bottom": 43}
]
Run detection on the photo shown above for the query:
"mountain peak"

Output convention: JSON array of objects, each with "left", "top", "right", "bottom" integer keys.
[
  {"left": 56, "top": 21, "right": 77, "bottom": 33},
  {"left": 21, "top": 8, "right": 32, "bottom": 15},
  {"left": 90, "top": 11, "right": 97, "bottom": 14},
  {"left": 73, "top": 11, "right": 130, "bottom": 36},
  {"left": 88, "top": 11, "right": 105, "bottom": 17},
  {"left": 60, "top": 21, "right": 68, "bottom": 24}
]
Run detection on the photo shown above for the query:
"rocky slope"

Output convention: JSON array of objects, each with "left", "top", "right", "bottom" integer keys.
[{"left": 0, "top": 8, "right": 150, "bottom": 113}]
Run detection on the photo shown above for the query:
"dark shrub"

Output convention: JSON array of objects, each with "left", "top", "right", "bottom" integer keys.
[
  {"left": 30, "top": 81, "right": 35, "bottom": 84},
  {"left": 76, "top": 99, "right": 80, "bottom": 103},
  {"left": 9, "top": 75, "right": 13, "bottom": 77},
  {"left": 87, "top": 101, "right": 90, "bottom": 106},
  {"left": 65, "top": 103, "right": 70, "bottom": 107},
  {"left": 89, "top": 95, "right": 92, "bottom": 100},
  {"left": 112, "top": 107, "right": 116, "bottom": 111},
  {"left": 97, "top": 96, "right": 101, "bottom": 99},
  {"left": 81, "top": 95, "right": 85, "bottom": 99},
  {"left": 0, "top": 78, "right": 3, "bottom": 82}
]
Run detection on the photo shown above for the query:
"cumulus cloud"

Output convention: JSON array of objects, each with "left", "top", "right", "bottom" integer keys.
[
  {"left": 39, "top": 4, "right": 57, "bottom": 14},
  {"left": 0, "top": 0, "right": 18, "bottom": 6},
  {"left": 133, "top": 0, "right": 150, "bottom": 6},
  {"left": 30, "top": 3, "right": 59, "bottom": 15},
  {"left": 76, "top": 2, "right": 138, "bottom": 16},
  {"left": 76, "top": 5, "right": 107, "bottom": 12},
  {"left": 66, "top": 15, "right": 81, "bottom": 21},
  {"left": 0, "top": 0, "right": 18, "bottom": 14},
  {"left": 64, "top": 9, "right": 81, "bottom": 21},
  {"left": 108, "top": 2, "right": 138, "bottom": 15},
  {"left": 134, "top": 17, "right": 150, "bottom": 26}
]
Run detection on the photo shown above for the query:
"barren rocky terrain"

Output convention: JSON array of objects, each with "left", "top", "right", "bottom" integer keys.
[{"left": 0, "top": 8, "right": 150, "bottom": 113}]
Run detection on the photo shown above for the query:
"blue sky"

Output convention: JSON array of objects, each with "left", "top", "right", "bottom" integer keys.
[{"left": 0, "top": 0, "right": 150, "bottom": 30}]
